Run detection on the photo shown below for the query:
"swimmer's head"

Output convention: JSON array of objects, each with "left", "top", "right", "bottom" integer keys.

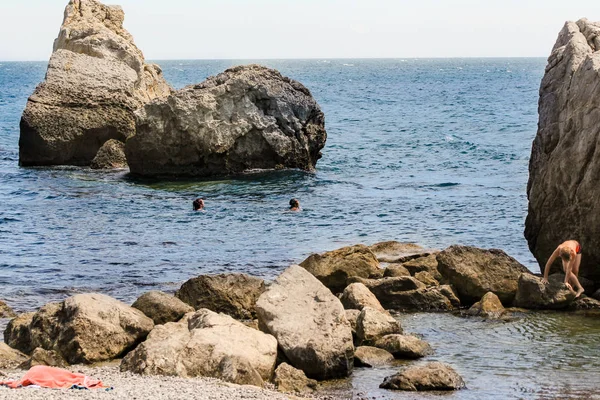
[
  {"left": 193, "top": 198, "right": 205, "bottom": 211},
  {"left": 559, "top": 246, "right": 573, "bottom": 261},
  {"left": 289, "top": 198, "right": 299, "bottom": 209}
]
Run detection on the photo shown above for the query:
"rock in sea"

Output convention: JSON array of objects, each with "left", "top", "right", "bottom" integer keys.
[
  {"left": 380, "top": 362, "right": 465, "bottom": 391},
  {"left": 126, "top": 64, "right": 327, "bottom": 177},
  {"left": 525, "top": 18, "right": 600, "bottom": 285},
  {"left": 19, "top": 0, "right": 171, "bottom": 167}
]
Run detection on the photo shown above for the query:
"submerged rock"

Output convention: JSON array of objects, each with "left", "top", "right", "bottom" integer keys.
[
  {"left": 514, "top": 273, "right": 576, "bottom": 309},
  {"left": 300, "top": 244, "right": 382, "bottom": 293},
  {"left": 466, "top": 292, "right": 506, "bottom": 319},
  {"left": 19, "top": 0, "right": 171, "bottom": 167},
  {"left": 380, "top": 362, "right": 465, "bottom": 391},
  {"left": 132, "top": 291, "right": 194, "bottom": 325},
  {"left": 526, "top": 18, "right": 600, "bottom": 285},
  {"left": 90, "top": 139, "right": 127, "bottom": 169},
  {"left": 436, "top": 245, "right": 531, "bottom": 305},
  {"left": 255, "top": 265, "right": 354, "bottom": 380},
  {"left": 126, "top": 64, "right": 326, "bottom": 177},
  {"left": 374, "top": 334, "right": 433, "bottom": 359},
  {"left": 176, "top": 273, "right": 265, "bottom": 319}
]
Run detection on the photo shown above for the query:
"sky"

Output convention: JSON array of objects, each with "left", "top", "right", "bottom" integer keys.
[{"left": 1, "top": 0, "right": 600, "bottom": 61}]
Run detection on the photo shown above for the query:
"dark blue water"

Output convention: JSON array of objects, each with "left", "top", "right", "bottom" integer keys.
[{"left": 0, "top": 58, "right": 544, "bottom": 312}]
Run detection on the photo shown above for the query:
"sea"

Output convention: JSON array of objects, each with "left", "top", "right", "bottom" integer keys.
[{"left": 1, "top": 59, "right": 599, "bottom": 399}]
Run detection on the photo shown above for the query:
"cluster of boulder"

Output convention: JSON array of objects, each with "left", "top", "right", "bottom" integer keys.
[
  {"left": 18, "top": 0, "right": 326, "bottom": 178},
  {"left": 6, "top": 240, "right": 597, "bottom": 393}
]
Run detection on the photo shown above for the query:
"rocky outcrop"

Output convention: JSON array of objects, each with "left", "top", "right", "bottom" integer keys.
[
  {"left": 374, "top": 334, "right": 433, "bottom": 359},
  {"left": 355, "top": 307, "right": 402, "bottom": 345},
  {"left": 0, "top": 343, "right": 27, "bottom": 369},
  {"left": 19, "top": 0, "right": 171, "bottom": 167},
  {"left": 176, "top": 274, "right": 265, "bottom": 320},
  {"left": 340, "top": 283, "right": 385, "bottom": 312},
  {"left": 4, "top": 294, "right": 153, "bottom": 364},
  {"left": 255, "top": 265, "right": 354, "bottom": 380},
  {"left": 380, "top": 362, "right": 465, "bottom": 391},
  {"left": 126, "top": 64, "right": 326, "bottom": 177},
  {"left": 436, "top": 246, "right": 531, "bottom": 305},
  {"left": 4, "top": 312, "right": 35, "bottom": 354},
  {"left": 414, "top": 271, "right": 439, "bottom": 287},
  {"left": 402, "top": 254, "right": 443, "bottom": 282},
  {"left": 0, "top": 301, "right": 16, "bottom": 318},
  {"left": 300, "top": 245, "right": 382, "bottom": 293},
  {"left": 132, "top": 291, "right": 194, "bottom": 325},
  {"left": 90, "top": 139, "right": 127, "bottom": 169},
  {"left": 383, "top": 265, "right": 411, "bottom": 278},
  {"left": 121, "top": 309, "right": 277, "bottom": 387},
  {"left": 369, "top": 241, "right": 437, "bottom": 263},
  {"left": 354, "top": 346, "right": 395, "bottom": 367},
  {"left": 273, "top": 363, "right": 318, "bottom": 394},
  {"left": 514, "top": 273, "right": 576, "bottom": 309},
  {"left": 525, "top": 18, "right": 600, "bottom": 284},
  {"left": 466, "top": 292, "right": 506, "bottom": 319}
]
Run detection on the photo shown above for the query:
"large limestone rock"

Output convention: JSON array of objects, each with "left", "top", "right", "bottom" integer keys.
[
  {"left": 436, "top": 245, "right": 531, "bottom": 305},
  {"left": 273, "top": 363, "right": 318, "bottom": 394},
  {"left": 380, "top": 362, "right": 465, "bottom": 391},
  {"left": 90, "top": 139, "right": 127, "bottom": 169},
  {"left": 175, "top": 274, "right": 265, "bottom": 319},
  {"left": 300, "top": 244, "right": 382, "bottom": 293},
  {"left": 132, "top": 291, "right": 194, "bottom": 325},
  {"left": 121, "top": 309, "right": 277, "bottom": 387},
  {"left": 255, "top": 265, "right": 354, "bottom": 380},
  {"left": 126, "top": 64, "right": 326, "bottom": 177},
  {"left": 19, "top": 0, "right": 171, "bottom": 167},
  {"left": 4, "top": 312, "right": 35, "bottom": 354},
  {"left": 374, "top": 334, "right": 433, "bottom": 359},
  {"left": 525, "top": 18, "right": 600, "bottom": 284},
  {"left": 514, "top": 273, "right": 576, "bottom": 309},
  {"left": 5, "top": 294, "right": 154, "bottom": 364},
  {"left": 340, "top": 283, "right": 385, "bottom": 312},
  {"left": 402, "top": 254, "right": 443, "bottom": 282},
  {"left": 355, "top": 307, "right": 402, "bottom": 345}
]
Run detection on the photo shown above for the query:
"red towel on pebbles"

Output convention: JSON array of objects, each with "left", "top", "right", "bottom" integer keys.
[{"left": 0, "top": 365, "right": 105, "bottom": 389}]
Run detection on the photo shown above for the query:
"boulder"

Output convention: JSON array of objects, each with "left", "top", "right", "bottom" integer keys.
[
  {"left": 414, "top": 271, "right": 439, "bottom": 287},
  {"left": 4, "top": 312, "right": 35, "bottom": 354},
  {"left": 121, "top": 309, "right": 277, "bottom": 386},
  {"left": 525, "top": 18, "right": 600, "bottom": 285},
  {"left": 0, "top": 343, "right": 27, "bottom": 369},
  {"left": 357, "top": 278, "right": 460, "bottom": 311},
  {"left": 176, "top": 274, "right": 265, "bottom": 320},
  {"left": 369, "top": 241, "right": 437, "bottom": 263},
  {"left": 436, "top": 245, "right": 531, "bottom": 305},
  {"left": 126, "top": 64, "right": 326, "bottom": 177},
  {"left": 340, "top": 283, "right": 385, "bottom": 312},
  {"left": 90, "top": 139, "right": 127, "bottom": 169},
  {"left": 380, "top": 362, "right": 465, "bottom": 391},
  {"left": 345, "top": 309, "right": 360, "bottom": 340},
  {"left": 8, "top": 294, "right": 154, "bottom": 364},
  {"left": 255, "top": 265, "right": 354, "bottom": 380},
  {"left": 356, "top": 307, "right": 402, "bottom": 346},
  {"left": 383, "top": 265, "right": 411, "bottom": 278},
  {"left": 354, "top": 346, "right": 395, "bottom": 367},
  {"left": 514, "top": 273, "right": 576, "bottom": 309},
  {"left": 466, "top": 292, "right": 506, "bottom": 319},
  {"left": 374, "top": 334, "right": 433, "bottom": 359},
  {"left": 273, "top": 363, "right": 318, "bottom": 394},
  {"left": 568, "top": 296, "right": 600, "bottom": 310},
  {"left": 132, "top": 291, "right": 194, "bottom": 325},
  {"left": 0, "top": 301, "right": 15, "bottom": 318},
  {"left": 19, "top": 0, "right": 171, "bottom": 167},
  {"left": 402, "top": 254, "right": 443, "bottom": 281},
  {"left": 300, "top": 245, "right": 382, "bottom": 293},
  {"left": 19, "top": 348, "right": 68, "bottom": 369}
]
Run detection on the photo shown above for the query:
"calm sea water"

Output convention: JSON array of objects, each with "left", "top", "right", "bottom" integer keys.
[{"left": 4, "top": 58, "right": 600, "bottom": 399}]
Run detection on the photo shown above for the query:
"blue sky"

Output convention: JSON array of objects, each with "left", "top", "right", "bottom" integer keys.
[{"left": 1, "top": 0, "right": 600, "bottom": 60}]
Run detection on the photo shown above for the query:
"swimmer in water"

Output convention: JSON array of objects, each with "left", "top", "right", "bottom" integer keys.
[
  {"left": 193, "top": 198, "right": 205, "bottom": 211},
  {"left": 289, "top": 198, "right": 300, "bottom": 211},
  {"left": 542, "top": 240, "right": 584, "bottom": 297}
]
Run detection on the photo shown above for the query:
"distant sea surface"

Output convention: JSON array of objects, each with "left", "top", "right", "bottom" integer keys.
[{"left": 0, "top": 58, "right": 543, "bottom": 311}]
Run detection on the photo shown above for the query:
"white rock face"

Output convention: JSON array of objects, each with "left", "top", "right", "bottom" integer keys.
[
  {"left": 19, "top": 0, "right": 171, "bottom": 166},
  {"left": 526, "top": 18, "right": 600, "bottom": 284},
  {"left": 255, "top": 265, "right": 354, "bottom": 380}
]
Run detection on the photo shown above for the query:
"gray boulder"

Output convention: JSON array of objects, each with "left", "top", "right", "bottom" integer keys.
[
  {"left": 176, "top": 273, "right": 265, "bottom": 319},
  {"left": 126, "top": 64, "right": 326, "bottom": 177},
  {"left": 514, "top": 273, "right": 576, "bottom": 309},
  {"left": 300, "top": 244, "right": 382, "bottom": 293},
  {"left": 355, "top": 307, "right": 402, "bottom": 345},
  {"left": 436, "top": 245, "right": 531, "bottom": 305},
  {"left": 132, "top": 291, "right": 194, "bottom": 325},
  {"left": 19, "top": 0, "right": 171, "bottom": 166},
  {"left": 354, "top": 346, "right": 395, "bottom": 367},
  {"left": 525, "top": 18, "right": 600, "bottom": 285},
  {"left": 255, "top": 265, "right": 354, "bottom": 380},
  {"left": 380, "top": 362, "right": 465, "bottom": 391},
  {"left": 340, "top": 283, "right": 385, "bottom": 312},
  {"left": 374, "top": 334, "right": 433, "bottom": 359},
  {"left": 90, "top": 139, "right": 127, "bottom": 169}
]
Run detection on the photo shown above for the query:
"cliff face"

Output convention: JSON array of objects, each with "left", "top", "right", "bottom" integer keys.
[
  {"left": 19, "top": 0, "right": 171, "bottom": 167},
  {"left": 126, "top": 65, "right": 327, "bottom": 177},
  {"left": 526, "top": 19, "right": 600, "bottom": 283}
]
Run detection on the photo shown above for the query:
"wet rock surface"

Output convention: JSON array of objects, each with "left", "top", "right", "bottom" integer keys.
[{"left": 380, "top": 362, "right": 465, "bottom": 391}]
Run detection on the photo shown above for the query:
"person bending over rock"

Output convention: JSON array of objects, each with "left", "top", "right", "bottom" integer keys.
[
  {"left": 289, "top": 198, "right": 300, "bottom": 211},
  {"left": 193, "top": 198, "right": 205, "bottom": 211},
  {"left": 542, "top": 240, "right": 584, "bottom": 297}
]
